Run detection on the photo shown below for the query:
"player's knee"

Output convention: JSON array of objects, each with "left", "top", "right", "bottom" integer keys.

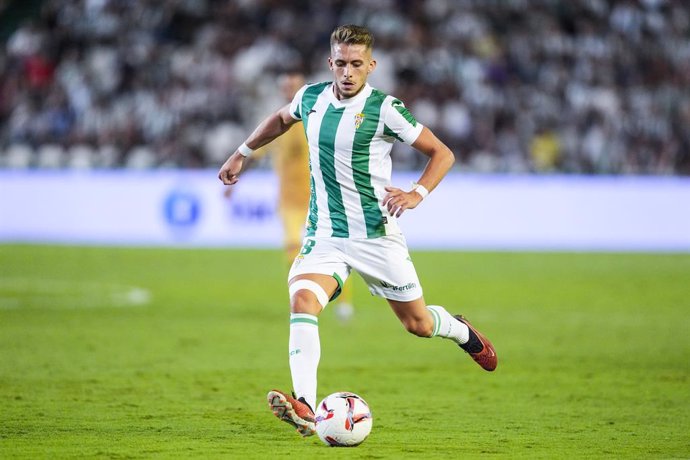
[
  {"left": 290, "top": 289, "right": 322, "bottom": 314},
  {"left": 289, "top": 279, "right": 329, "bottom": 315}
]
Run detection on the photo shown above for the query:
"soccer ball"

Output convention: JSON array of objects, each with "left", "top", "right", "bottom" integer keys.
[{"left": 314, "top": 392, "right": 373, "bottom": 447}]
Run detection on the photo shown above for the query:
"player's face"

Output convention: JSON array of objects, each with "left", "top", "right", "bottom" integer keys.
[{"left": 328, "top": 43, "right": 376, "bottom": 100}]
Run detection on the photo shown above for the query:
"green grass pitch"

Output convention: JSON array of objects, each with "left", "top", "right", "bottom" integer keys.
[{"left": 1, "top": 245, "right": 689, "bottom": 458}]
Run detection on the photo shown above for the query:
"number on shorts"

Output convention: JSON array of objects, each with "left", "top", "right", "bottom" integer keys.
[{"left": 300, "top": 239, "right": 316, "bottom": 255}]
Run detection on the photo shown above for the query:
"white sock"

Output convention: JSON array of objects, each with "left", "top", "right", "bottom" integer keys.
[
  {"left": 289, "top": 313, "right": 320, "bottom": 410},
  {"left": 426, "top": 305, "right": 469, "bottom": 344}
]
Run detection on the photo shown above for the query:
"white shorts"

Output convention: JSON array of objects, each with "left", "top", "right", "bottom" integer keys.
[{"left": 288, "top": 233, "right": 423, "bottom": 302}]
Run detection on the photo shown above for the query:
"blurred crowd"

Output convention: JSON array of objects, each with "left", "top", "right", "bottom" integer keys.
[{"left": 1, "top": 0, "right": 689, "bottom": 174}]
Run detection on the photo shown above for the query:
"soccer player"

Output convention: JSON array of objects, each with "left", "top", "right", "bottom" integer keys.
[
  {"left": 218, "top": 24, "right": 497, "bottom": 437},
  {"left": 226, "top": 71, "right": 355, "bottom": 321}
]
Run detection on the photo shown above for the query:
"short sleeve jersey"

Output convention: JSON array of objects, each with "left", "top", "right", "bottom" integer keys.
[{"left": 289, "top": 82, "right": 423, "bottom": 239}]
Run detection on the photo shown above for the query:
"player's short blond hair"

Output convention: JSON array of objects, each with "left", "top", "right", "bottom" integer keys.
[{"left": 330, "top": 24, "right": 374, "bottom": 50}]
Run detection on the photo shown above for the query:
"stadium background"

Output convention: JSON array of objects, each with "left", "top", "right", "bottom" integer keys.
[
  {"left": 2, "top": 0, "right": 690, "bottom": 173},
  {"left": 1, "top": 0, "right": 689, "bottom": 250},
  {"left": 1, "top": 1, "right": 690, "bottom": 458}
]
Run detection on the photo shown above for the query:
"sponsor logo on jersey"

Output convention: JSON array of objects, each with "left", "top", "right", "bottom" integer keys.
[{"left": 379, "top": 281, "right": 417, "bottom": 291}]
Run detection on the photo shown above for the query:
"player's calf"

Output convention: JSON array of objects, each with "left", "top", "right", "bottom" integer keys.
[{"left": 401, "top": 316, "right": 435, "bottom": 337}]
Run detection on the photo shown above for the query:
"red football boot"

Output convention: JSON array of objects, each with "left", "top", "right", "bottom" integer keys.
[
  {"left": 455, "top": 315, "right": 498, "bottom": 371},
  {"left": 267, "top": 390, "right": 315, "bottom": 437}
]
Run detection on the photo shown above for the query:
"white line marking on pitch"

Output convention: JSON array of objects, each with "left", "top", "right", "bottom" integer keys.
[{"left": 0, "top": 278, "right": 152, "bottom": 309}]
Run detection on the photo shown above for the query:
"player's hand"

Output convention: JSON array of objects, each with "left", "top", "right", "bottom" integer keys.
[
  {"left": 218, "top": 152, "right": 246, "bottom": 185},
  {"left": 383, "top": 186, "right": 423, "bottom": 217}
]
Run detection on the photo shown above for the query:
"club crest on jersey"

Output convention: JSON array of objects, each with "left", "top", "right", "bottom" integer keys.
[{"left": 354, "top": 112, "right": 365, "bottom": 129}]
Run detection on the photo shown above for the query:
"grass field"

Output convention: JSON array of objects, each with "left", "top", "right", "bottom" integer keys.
[{"left": 1, "top": 245, "right": 689, "bottom": 458}]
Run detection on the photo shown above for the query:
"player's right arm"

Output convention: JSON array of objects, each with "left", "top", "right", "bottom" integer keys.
[{"left": 218, "top": 103, "right": 298, "bottom": 185}]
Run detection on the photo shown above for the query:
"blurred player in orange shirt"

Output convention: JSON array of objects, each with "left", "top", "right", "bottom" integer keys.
[{"left": 227, "top": 71, "right": 354, "bottom": 321}]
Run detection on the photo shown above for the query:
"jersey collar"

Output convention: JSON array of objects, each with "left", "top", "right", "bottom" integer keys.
[{"left": 327, "top": 83, "right": 373, "bottom": 108}]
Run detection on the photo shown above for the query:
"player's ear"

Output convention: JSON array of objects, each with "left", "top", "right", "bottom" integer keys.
[
  {"left": 368, "top": 59, "right": 376, "bottom": 74},
  {"left": 328, "top": 57, "right": 334, "bottom": 71}
]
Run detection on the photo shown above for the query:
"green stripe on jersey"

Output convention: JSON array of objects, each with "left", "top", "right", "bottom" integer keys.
[
  {"left": 352, "top": 90, "right": 387, "bottom": 237},
  {"left": 300, "top": 82, "right": 329, "bottom": 125},
  {"left": 318, "top": 104, "right": 349, "bottom": 237},
  {"left": 391, "top": 99, "right": 418, "bottom": 126},
  {"left": 306, "top": 174, "right": 318, "bottom": 236},
  {"left": 301, "top": 83, "right": 329, "bottom": 237},
  {"left": 383, "top": 124, "right": 403, "bottom": 142}
]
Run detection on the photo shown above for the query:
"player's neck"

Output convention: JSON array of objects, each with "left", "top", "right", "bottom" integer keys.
[{"left": 332, "top": 83, "right": 368, "bottom": 101}]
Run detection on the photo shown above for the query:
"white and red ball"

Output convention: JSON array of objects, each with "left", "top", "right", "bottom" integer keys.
[{"left": 314, "top": 392, "right": 373, "bottom": 447}]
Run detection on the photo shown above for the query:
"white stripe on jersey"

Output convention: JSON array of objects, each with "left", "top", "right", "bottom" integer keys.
[
  {"left": 292, "top": 82, "right": 423, "bottom": 239},
  {"left": 304, "top": 95, "right": 334, "bottom": 234}
]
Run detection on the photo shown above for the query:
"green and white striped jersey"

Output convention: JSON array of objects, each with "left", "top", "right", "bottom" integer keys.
[{"left": 289, "top": 82, "right": 423, "bottom": 239}]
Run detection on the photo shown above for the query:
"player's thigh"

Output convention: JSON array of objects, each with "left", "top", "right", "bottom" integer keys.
[
  {"left": 347, "top": 234, "right": 423, "bottom": 302},
  {"left": 288, "top": 273, "right": 339, "bottom": 315},
  {"left": 288, "top": 237, "right": 351, "bottom": 311}
]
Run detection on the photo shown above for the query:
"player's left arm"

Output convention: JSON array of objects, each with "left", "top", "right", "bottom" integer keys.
[{"left": 383, "top": 126, "right": 455, "bottom": 217}]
